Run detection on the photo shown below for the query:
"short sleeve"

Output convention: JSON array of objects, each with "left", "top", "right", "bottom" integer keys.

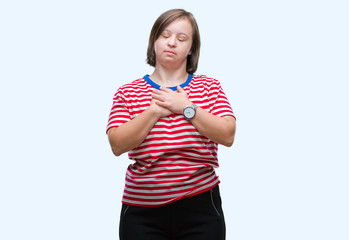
[
  {"left": 209, "top": 81, "right": 236, "bottom": 119},
  {"left": 106, "top": 88, "right": 131, "bottom": 134}
]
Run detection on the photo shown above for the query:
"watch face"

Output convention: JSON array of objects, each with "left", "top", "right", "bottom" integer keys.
[{"left": 184, "top": 107, "right": 195, "bottom": 119}]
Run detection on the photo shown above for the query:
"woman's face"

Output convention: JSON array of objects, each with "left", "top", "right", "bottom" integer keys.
[{"left": 154, "top": 17, "right": 193, "bottom": 69}]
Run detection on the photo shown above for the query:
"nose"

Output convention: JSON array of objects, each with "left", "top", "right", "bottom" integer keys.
[{"left": 167, "top": 36, "right": 176, "bottom": 48}]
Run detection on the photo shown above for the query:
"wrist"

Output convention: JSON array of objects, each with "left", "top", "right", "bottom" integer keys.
[
  {"left": 147, "top": 103, "right": 162, "bottom": 120},
  {"left": 178, "top": 100, "right": 192, "bottom": 113}
]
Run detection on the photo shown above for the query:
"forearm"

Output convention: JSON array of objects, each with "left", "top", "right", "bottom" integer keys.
[
  {"left": 152, "top": 86, "right": 236, "bottom": 146},
  {"left": 108, "top": 107, "right": 160, "bottom": 156},
  {"left": 190, "top": 107, "right": 236, "bottom": 147}
]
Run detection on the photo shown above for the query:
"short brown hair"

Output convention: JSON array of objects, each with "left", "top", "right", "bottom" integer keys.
[{"left": 146, "top": 9, "right": 201, "bottom": 74}]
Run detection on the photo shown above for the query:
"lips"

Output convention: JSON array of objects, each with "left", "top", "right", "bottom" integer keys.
[{"left": 164, "top": 50, "right": 176, "bottom": 55}]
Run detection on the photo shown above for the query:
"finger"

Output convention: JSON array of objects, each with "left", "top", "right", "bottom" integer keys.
[
  {"left": 160, "top": 87, "right": 173, "bottom": 93},
  {"left": 153, "top": 89, "right": 161, "bottom": 94},
  {"left": 155, "top": 100, "right": 169, "bottom": 108},
  {"left": 177, "top": 85, "right": 184, "bottom": 93},
  {"left": 152, "top": 92, "right": 163, "bottom": 101}
]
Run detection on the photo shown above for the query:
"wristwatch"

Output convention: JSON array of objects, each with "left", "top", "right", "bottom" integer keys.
[{"left": 183, "top": 103, "right": 198, "bottom": 120}]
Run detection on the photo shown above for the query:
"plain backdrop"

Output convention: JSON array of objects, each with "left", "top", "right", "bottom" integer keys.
[{"left": 1, "top": 0, "right": 348, "bottom": 239}]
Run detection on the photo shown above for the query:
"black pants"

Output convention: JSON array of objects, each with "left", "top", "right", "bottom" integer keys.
[{"left": 119, "top": 185, "right": 225, "bottom": 240}]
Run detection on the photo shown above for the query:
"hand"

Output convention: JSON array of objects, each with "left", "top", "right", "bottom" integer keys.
[
  {"left": 149, "top": 99, "right": 173, "bottom": 118},
  {"left": 152, "top": 86, "right": 192, "bottom": 114}
]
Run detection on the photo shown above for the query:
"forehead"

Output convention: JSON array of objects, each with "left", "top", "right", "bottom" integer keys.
[{"left": 163, "top": 17, "right": 193, "bottom": 35}]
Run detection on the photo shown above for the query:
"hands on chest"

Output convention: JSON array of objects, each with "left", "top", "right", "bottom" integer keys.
[{"left": 151, "top": 86, "right": 192, "bottom": 117}]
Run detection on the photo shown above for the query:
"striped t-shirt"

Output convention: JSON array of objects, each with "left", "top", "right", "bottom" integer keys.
[{"left": 106, "top": 74, "right": 235, "bottom": 207}]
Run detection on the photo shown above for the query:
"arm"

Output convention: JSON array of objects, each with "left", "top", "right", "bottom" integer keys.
[
  {"left": 152, "top": 86, "right": 236, "bottom": 147},
  {"left": 189, "top": 108, "right": 235, "bottom": 147},
  {"left": 108, "top": 102, "right": 172, "bottom": 156}
]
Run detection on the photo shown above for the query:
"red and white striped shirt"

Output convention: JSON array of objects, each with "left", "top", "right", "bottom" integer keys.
[{"left": 106, "top": 74, "right": 235, "bottom": 207}]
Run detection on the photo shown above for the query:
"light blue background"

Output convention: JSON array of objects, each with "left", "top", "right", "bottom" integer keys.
[{"left": 1, "top": 0, "right": 348, "bottom": 239}]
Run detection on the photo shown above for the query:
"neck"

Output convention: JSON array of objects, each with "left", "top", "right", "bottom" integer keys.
[{"left": 149, "top": 67, "right": 189, "bottom": 87}]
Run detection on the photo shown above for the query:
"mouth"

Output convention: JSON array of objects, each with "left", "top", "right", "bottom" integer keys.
[{"left": 164, "top": 50, "right": 176, "bottom": 55}]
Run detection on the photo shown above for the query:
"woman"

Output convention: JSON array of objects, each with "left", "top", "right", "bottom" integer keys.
[{"left": 107, "top": 9, "right": 236, "bottom": 240}]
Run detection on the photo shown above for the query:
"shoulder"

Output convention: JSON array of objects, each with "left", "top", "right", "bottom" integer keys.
[
  {"left": 118, "top": 77, "right": 148, "bottom": 91},
  {"left": 191, "top": 74, "right": 222, "bottom": 88},
  {"left": 113, "top": 77, "right": 150, "bottom": 96}
]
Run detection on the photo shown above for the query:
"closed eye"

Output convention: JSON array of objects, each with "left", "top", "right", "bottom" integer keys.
[
  {"left": 177, "top": 34, "right": 188, "bottom": 42},
  {"left": 161, "top": 31, "right": 171, "bottom": 38}
]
